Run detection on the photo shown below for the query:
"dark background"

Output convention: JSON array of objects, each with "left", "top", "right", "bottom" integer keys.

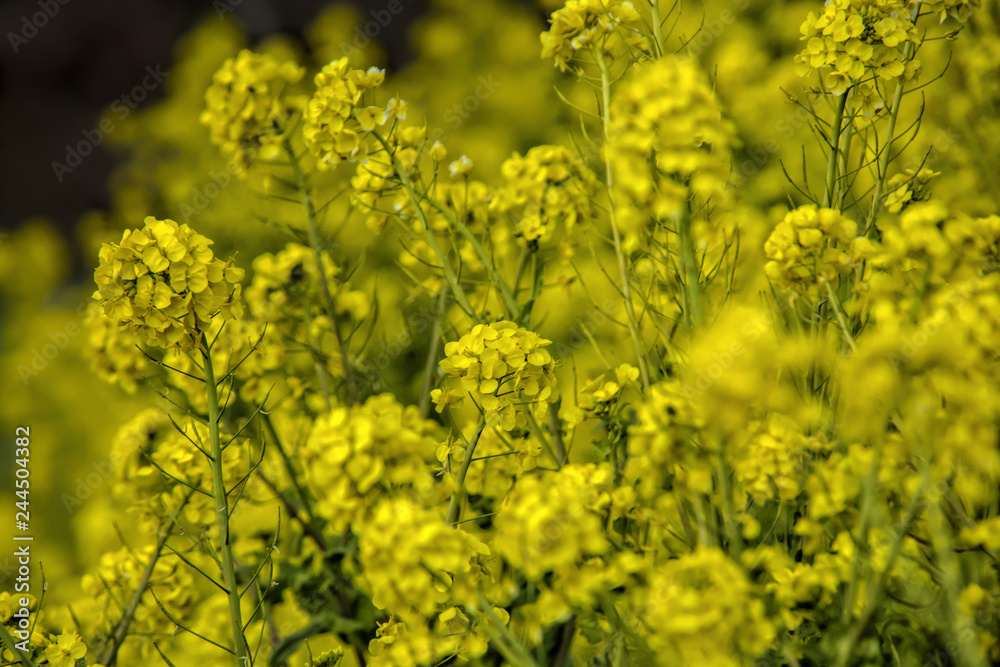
[{"left": 0, "top": 0, "right": 426, "bottom": 236}]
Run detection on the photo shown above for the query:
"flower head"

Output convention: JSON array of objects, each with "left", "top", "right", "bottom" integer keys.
[
  {"left": 795, "top": 0, "right": 918, "bottom": 94},
  {"left": 303, "top": 57, "right": 391, "bottom": 167},
  {"left": 606, "top": 57, "right": 737, "bottom": 249},
  {"left": 764, "top": 205, "right": 858, "bottom": 295},
  {"left": 436, "top": 321, "right": 557, "bottom": 430},
  {"left": 493, "top": 144, "right": 600, "bottom": 247},
  {"left": 541, "top": 0, "right": 649, "bottom": 73},
  {"left": 302, "top": 394, "right": 443, "bottom": 533},
  {"left": 43, "top": 631, "right": 87, "bottom": 667},
  {"left": 200, "top": 50, "right": 305, "bottom": 175},
  {"left": 93, "top": 217, "right": 244, "bottom": 352}
]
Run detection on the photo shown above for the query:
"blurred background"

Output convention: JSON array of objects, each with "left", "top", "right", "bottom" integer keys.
[{"left": 0, "top": 0, "right": 432, "bottom": 247}]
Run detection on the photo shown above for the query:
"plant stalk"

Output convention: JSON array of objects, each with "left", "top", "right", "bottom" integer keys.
[
  {"left": 202, "top": 335, "right": 251, "bottom": 665},
  {"left": 596, "top": 49, "right": 652, "bottom": 391}
]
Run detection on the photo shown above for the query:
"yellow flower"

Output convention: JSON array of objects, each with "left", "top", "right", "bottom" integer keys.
[
  {"left": 303, "top": 57, "right": 389, "bottom": 167},
  {"left": 642, "top": 548, "right": 775, "bottom": 667},
  {"left": 883, "top": 167, "right": 940, "bottom": 213},
  {"left": 448, "top": 155, "right": 473, "bottom": 178},
  {"left": 493, "top": 144, "right": 600, "bottom": 247},
  {"left": 302, "top": 394, "right": 443, "bottom": 533},
  {"left": 606, "top": 56, "right": 737, "bottom": 250},
  {"left": 733, "top": 413, "right": 827, "bottom": 504},
  {"left": 437, "top": 321, "right": 557, "bottom": 430},
  {"left": 93, "top": 217, "right": 244, "bottom": 352},
  {"left": 540, "top": 0, "right": 649, "bottom": 73},
  {"left": 43, "top": 632, "right": 87, "bottom": 667},
  {"left": 578, "top": 363, "right": 640, "bottom": 415},
  {"left": 358, "top": 499, "right": 489, "bottom": 618},
  {"left": 764, "top": 205, "right": 858, "bottom": 295},
  {"left": 200, "top": 50, "right": 305, "bottom": 175}
]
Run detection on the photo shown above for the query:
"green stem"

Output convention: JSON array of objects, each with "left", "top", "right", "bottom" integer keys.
[
  {"left": 677, "top": 202, "right": 704, "bottom": 328},
  {"left": 98, "top": 526, "right": 172, "bottom": 666},
  {"left": 477, "top": 598, "right": 539, "bottom": 667},
  {"left": 835, "top": 470, "right": 928, "bottom": 667},
  {"left": 596, "top": 49, "right": 651, "bottom": 392},
  {"left": 825, "top": 280, "right": 857, "bottom": 352},
  {"left": 715, "top": 446, "right": 741, "bottom": 558},
  {"left": 547, "top": 402, "right": 567, "bottom": 466},
  {"left": 0, "top": 622, "right": 36, "bottom": 667},
  {"left": 202, "top": 334, "right": 251, "bottom": 666},
  {"left": 284, "top": 139, "right": 358, "bottom": 403},
  {"left": 841, "top": 446, "right": 881, "bottom": 625},
  {"left": 445, "top": 419, "right": 487, "bottom": 525},
  {"left": 649, "top": 0, "right": 664, "bottom": 57},
  {"left": 369, "top": 131, "right": 478, "bottom": 319},
  {"left": 836, "top": 109, "right": 856, "bottom": 210},
  {"left": 866, "top": 31, "right": 918, "bottom": 236},
  {"left": 823, "top": 92, "right": 849, "bottom": 209},
  {"left": 419, "top": 286, "right": 449, "bottom": 419}
]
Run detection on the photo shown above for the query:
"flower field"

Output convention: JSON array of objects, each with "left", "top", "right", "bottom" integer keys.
[{"left": 2, "top": 0, "right": 1000, "bottom": 665}]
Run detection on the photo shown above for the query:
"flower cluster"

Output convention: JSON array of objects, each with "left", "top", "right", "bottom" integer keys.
[
  {"left": 83, "top": 301, "right": 148, "bottom": 393},
  {"left": 577, "top": 362, "right": 640, "bottom": 416},
  {"left": 110, "top": 409, "right": 249, "bottom": 529},
  {"left": 495, "top": 464, "right": 629, "bottom": 579},
  {"left": 200, "top": 49, "right": 305, "bottom": 174},
  {"left": 866, "top": 201, "right": 999, "bottom": 314},
  {"left": 641, "top": 548, "right": 775, "bottom": 667},
  {"left": 93, "top": 217, "right": 244, "bottom": 352},
  {"left": 764, "top": 205, "right": 859, "bottom": 294},
  {"left": 350, "top": 125, "right": 428, "bottom": 231},
  {"left": 795, "top": 0, "right": 918, "bottom": 94},
  {"left": 540, "top": 0, "right": 649, "bottom": 73},
  {"left": 358, "top": 499, "right": 490, "bottom": 619},
  {"left": 884, "top": 167, "right": 941, "bottom": 213},
  {"left": 733, "top": 413, "right": 827, "bottom": 504},
  {"left": 624, "top": 379, "right": 707, "bottom": 499},
  {"left": 607, "top": 57, "right": 737, "bottom": 249},
  {"left": 303, "top": 57, "right": 403, "bottom": 167},
  {"left": 434, "top": 321, "right": 557, "bottom": 430},
  {"left": 492, "top": 144, "right": 600, "bottom": 247},
  {"left": 302, "top": 394, "right": 442, "bottom": 534},
  {"left": 77, "top": 545, "right": 196, "bottom": 659}
]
